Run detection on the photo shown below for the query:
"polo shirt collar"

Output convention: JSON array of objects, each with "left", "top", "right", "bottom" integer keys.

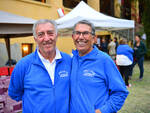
[{"left": 37, "top": 47, "right": 62, "bottom": 63}]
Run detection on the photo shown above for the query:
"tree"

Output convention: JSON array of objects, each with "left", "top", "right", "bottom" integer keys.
[
  {"left": 121, "top": 0, "right": 150, "bottom": 58},
  {"left": 129, "top": 0, "right": 150, "bottom": 58},
  {"left": 141, "top": 0, "right": 150, "bottom": 58}
]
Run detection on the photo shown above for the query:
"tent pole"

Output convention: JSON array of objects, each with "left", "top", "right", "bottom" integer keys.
[
  {"left": 4, "top": 35, "right": 11, "bottom": 67},
  {"left": 128, "top": 29, "right": 129, "bottom": 41},
  {"left": 133, "top": 28, "right": 135, "bottom": 46}
]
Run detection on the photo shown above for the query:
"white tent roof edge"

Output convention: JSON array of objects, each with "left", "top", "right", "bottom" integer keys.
[
  {"left": 0, "top": 10, "right": 36, "bottom": 24},
  {"left": 56, "top": 1, "right": 135, "bottom": 32}
]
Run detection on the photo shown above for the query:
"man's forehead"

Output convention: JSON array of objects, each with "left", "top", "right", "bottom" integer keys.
[{"left": 75, "top": 24, "right": 91, "bottom": 31}]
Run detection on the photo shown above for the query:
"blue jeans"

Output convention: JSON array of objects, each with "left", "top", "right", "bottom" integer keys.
[{"left": 131, "top": 57, "right": 144, "bottom": 79}]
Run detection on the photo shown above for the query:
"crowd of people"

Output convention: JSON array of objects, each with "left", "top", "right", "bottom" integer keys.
[{"left": 99, "top": 34, "right": 147, "bottom": 87}]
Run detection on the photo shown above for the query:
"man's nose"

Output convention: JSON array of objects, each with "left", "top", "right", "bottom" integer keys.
[
  {"left": 78, "top": 33, "right": 84, "bottom": 39},
  {"left": 44, "top": 33, "right": 50, "bottom": 41}
]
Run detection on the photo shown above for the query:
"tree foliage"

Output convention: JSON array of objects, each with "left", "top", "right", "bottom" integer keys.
[{"left": 141, "top": 0, "right": 150, "bottom": 58}]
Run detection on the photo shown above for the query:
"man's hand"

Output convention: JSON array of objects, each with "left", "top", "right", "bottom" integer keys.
[{"left": 95, "top": 109, "right": 102, "bottom": 113}]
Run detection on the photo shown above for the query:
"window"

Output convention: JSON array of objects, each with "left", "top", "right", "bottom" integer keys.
[
  {"left": 33, "top": 0, "right": 46, "bottom": 3},
  {"left": 63, "top": 0, "right": 87, "bottom": 9},
  {"left": 100, "top": 0, "right": 114, "bottom": 16},
  {"left": 138, "top": 0, "right": 144, "bottom": 23},
  {"left": 22, "top": 44, "right": 33, "bottom": 57},
  {"left": 121, "top": 0, "right": 131, "bottom": 19}
]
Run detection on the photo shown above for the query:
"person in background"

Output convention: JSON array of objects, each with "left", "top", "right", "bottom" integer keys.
[
  {"left": 116, "top": 38, "right": 134, "bottom": 87},
  {"left": 100, "top": 38, "right": 108, "bottom": 53},
  {"left": 114, "top": 37, "right": 118, "bottom": 50},
  {"left": 5, "top": 59, "right": 17, "bottom": 66},
  {"left": 131, "top": 34, "right": 147, "bottom": 81},
  {"left": 70, "top": 20, "right": 128, "bottom": 113},
  {"left": 94, "top": 36, "right": 101, "bottom": 49},
  {"left": 8, "top": 19, "right": 71, "bottom": 113},
  {"left": 108, "top": 38, "right": 116, "bottom": 60}
]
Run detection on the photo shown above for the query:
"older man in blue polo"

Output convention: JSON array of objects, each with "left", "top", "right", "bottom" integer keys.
[
  {"left": 8, "top": 19, "right": 71, "bottom": 113},
  {"left": 70, "top": 20, "right": 129, "bottom": 113}
]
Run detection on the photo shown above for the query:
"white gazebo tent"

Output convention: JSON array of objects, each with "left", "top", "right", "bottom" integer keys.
[
  {"left": 0, "top": 11, "right": 36, "bottom": 66},
  {"left": 56, "top": 1, "right": 135, "bottom": 36}
]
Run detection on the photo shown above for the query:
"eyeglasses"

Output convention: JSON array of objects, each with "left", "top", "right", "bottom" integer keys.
[{"left": 73, "top": 31, "right": 94, "bottom": 37}]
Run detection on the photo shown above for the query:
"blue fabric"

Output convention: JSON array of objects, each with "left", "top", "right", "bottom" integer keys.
[
  {"left": 117, "top": 44, "right": 134, "bottom": 62},
  {"left": 8, "top": 49, "right": 71, "bottom": 113},
  {"left": 70, "top": 46, "right": 129, "bottom": 113}
]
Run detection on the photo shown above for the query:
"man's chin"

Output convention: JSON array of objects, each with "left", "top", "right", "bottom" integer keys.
[
  {"left": 76, "top": 44, "right": 86, "bottom": 49},
  {"left": 77, "top": 47, "right": 86, "bottom": 53},
  {"left": 44, "top": 48, "right": 55, "bottom": 53}
]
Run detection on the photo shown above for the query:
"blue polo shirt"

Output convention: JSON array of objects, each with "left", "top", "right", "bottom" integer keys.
[{"left": 70, "top": 46, "right": 129, "bottom": 113}]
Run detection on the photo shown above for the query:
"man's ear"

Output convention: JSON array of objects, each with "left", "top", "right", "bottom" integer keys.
[
  {"left": 34, "top": 37, "right": 36, "bottom": 41},
  {"left": 56, "top": 33, "right": 58, "bottom": 40},
  {"left": 56, "top": 32, "right": 59, "bottom": 37},
  {"left": 93, "top": 35, "right": 97, "bottom": 44}
]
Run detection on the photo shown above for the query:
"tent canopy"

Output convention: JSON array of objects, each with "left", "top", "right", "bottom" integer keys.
[
  {"left": 56, "top": 1, "right": 135, "bottom": 33},
  {"left": 0, "top": 11, "right": 36, "bottom": 38},
  {"left": 0, "top": 11, "right": 36, "bottom": 66}
]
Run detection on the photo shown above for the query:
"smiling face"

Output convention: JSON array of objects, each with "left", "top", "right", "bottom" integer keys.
[
  {"left": 34, "top": 22, "right": 57, "bottom": 56},
  {"left": 135, "top": 35, "right": 140, "bottom": 43},
  {"left": 72, "top": 24, "right": 96, "bottom": 56}
]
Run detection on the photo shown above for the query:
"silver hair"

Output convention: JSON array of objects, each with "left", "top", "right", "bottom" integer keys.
[
  {"left": 33, "top": 19, "right": 58, "bottom": 38},
  {"left": 73, "top": 20, "right": 95, "bottom": 35}
]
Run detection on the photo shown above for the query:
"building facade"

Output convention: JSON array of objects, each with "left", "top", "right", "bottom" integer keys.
[{"left": 0, "top": 0, "right": 139, "bottom": 66}]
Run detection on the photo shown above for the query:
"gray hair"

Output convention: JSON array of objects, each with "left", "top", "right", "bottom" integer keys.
[
  {"left": 33, "top": 19, "right": 58, "bottom": 38},
  {"left": 73, "top": 20, "right": 95, "bottom": 35}
]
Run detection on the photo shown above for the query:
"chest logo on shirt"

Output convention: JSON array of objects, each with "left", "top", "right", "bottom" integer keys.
[
  {"left": 59, "top": 71, "right": 69, "bottom": 77},
  {"left": 83, "top": 70, "right": 95, "bottom": 77}
]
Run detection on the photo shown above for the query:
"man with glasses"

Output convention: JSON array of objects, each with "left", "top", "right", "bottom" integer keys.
[
  {"left": 8, "top": 19, "right": 71, "bottom": 113},
  {"left": 70, "top": 20, "right": 129, "bottom": 113}
]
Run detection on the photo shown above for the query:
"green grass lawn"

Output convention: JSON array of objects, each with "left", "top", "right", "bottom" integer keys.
[{"left": 119, "top": 60, "right": 150, "bottom": 113}]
